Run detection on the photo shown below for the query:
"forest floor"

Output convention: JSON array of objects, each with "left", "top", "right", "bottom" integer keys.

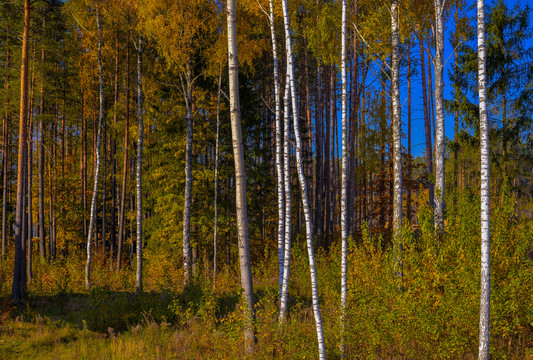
[{"left": 1, "top": 197, "right": 533, "bottom": 359}]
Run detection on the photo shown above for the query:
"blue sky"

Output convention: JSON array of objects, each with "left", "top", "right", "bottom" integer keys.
[{"left": 400, "top": 0, "right": 533, "bottom": 157}]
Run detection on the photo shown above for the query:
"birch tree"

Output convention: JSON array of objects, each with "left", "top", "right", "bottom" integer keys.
[
  {"left": 340, "top": 0, "right": 349, "bottom": 355},
  {"left": 281, "top": 0, "right": 325, "bottom": 357},
  {"left": 433, "top": 0, "right": 445, "bottom": 232},
  {"left": 85, "top": 5, "right": 104, "bottom": 290},
  {"left": 227, "top": 0, "right": 256, "bottom": 353},
  {"left": 477, "top": 0, "right": 490, "bottom": 357},
  {"left": 391, "top": 0, "right": 402, "bottom": 278},
  {"left": 268, "top": 0, "right": 285, "bottom": 299},
  {"left": 279, "top": 78, "right": 291, "bottom": 322},
  {"left": 135, "top": 34, "right": 143, "bottom": 294},
  {"left": 213, "top": 69, "right": 222, "bottom": 288}
]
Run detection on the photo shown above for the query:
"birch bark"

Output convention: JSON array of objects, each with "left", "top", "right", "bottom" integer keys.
[
  {"left": 213, "top": 70, "right": 222, "bottom": 288},
  {"left": 182, "top": 64, "right": 193, "bottom": 285},
  {"left": 434, "top": 0, "right": 445, "bottom": 232},
  {"left": 227, "top": 0, "right": 256, "bottom": 353},
  {"left": 281, "top": 0, "right": 325, "bottom": 357},
  {"left": 391, "top": 0, "right": 403, "bottom": 278},
  {"left": 477, "top": 0, "right": 491, "bottom": 357},
  {"left": 135, "top": 35, "right": 143, "bottom": 294},
  {"left": 268, "top": 0, "right": 285, "bottom": 299},
  {"left": 279, "top": 78, "right": 291, "bottom": 322},
  {"left": 340, "top": 0, "right": 349, "bottom": 355},
  {"left": 85, "top": 6, "right": 104, "bottom": 290}
]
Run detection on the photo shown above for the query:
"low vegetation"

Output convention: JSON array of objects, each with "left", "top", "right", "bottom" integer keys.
[{"left": 1, "top": 191, "right": 532, "bottom": 359}]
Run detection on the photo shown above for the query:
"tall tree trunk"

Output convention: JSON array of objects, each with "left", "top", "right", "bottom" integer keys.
[
  {"left": 453, "top": 2, "right": 459, "bottom": 211},
  {"left": 314, "top": 64, "right": 322, "bottom": 246},
  {"left": 102, "top": 88, "right": 107, "bottom": 256},
  {"left": 419, "top": 36, "right": 434, "bottom": 208},
  {"left": 213, "top": 69, "right": 222, "bottom": 288},
  {"left": 12, "top": 0, "right": 30, "bottom": 303},
  {"left": 340, "top": 0, "right": 349, "bottom": 355},
  {"left": 2, "top": 46, "right": 10, "bottom": 258},
  {"left": 279, "top": 77, "right": 292, "bottom": 323},
  {"left": 182, "top": 63, "right": 193, "bottom": 286},
  {"left": 324, "top": 66, "right": 331, "bottom": 249},
  {"left": 434, "top": 0, "right": 445, "bottom": 232},
  {"left": 110, "top": 34, "right": 119, "bottom": 268},
  {"left": 117, "top": 34, "right": 130, "bottom": 271},
  {"left": 39, "top": 18, "right": 45, "bottom": 258},
  {"left": 281, "top": 0, "right": 325, "bottom": 357},
  {"left": 269, "top": 0, "right": 285, "bottom": 298},
  {"left": 81, "top": 91, "right": 87, "bottom": 245},
  {"left": 86, "top": 7, "right": 104, "bottom": 290},
  {"left": 407, "top": 42, "right": 412, "bottom": 222},
  {"left": 135, "top": 35, "right": 143, "bottom": 294},
  {"left": 227, "top": 0, "right": 256, "bottom": 352},
  {"left": 477, "top": 0, "right": 490, "bottom": 357},
  {"left": 391, "top": 0, "right": 403, "bottom": 279},
  {"left": 27, "top": 89, "right": 34, "bottom": 281}
]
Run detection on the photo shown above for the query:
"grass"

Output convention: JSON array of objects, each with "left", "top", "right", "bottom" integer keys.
[{"left": 0, "top": 192, "right": 532, "bottom": 359}]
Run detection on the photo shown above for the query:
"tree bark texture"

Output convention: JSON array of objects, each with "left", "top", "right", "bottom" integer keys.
[
  {"left": 12, "top": 0, "right": 30, "bottom": 303},
  {"left": 135, "top": 35, "right": 143, "bottom": 294},
  {"left": 391, "top": 0, "right": 403, "bottom": 279},
  {"left": 268, "top": 0, "right": 285, "bottom": 299},
  {"left": 85, "top": 7, "right": 104, "bottom": 290},
  {"left": 182, "top": 64, "right": 193, "bottom": 286},
  {"left": 281, "top": 0, "right": 325, "bottom": 357},
  {"left": 477, "top": 0, "right": 491, "bottom": 357},
  {"left": 434, "top": 0, "right": 445, "bottom": 232},
  {"left": 227, "top": 0, "right": 256, "bottom": 353}
]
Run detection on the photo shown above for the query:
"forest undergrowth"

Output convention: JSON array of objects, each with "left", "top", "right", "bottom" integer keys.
[{"left": 0, "top": 190, "right": 532, "bottom": 359}]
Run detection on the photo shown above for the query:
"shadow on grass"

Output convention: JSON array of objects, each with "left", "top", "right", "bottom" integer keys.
[{"left": 1, "top": 282, "right": 242, "bottom": 335}]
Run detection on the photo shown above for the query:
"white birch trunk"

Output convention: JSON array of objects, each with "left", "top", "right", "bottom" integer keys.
[
  {"left": 391, "top": 0, "right": 403, "bottom": 278},
  {"left": 85, "top": 6, "right": 104, "bottom": 290},
  {"left": 227, "top": 0, "right": 256, "bottom": 353},
  {"left": 269, "top": 0, "right": 285, "bottom": 299},
  {"left": 434, "top": 0, "right": 445, "bottom": 232},
  {"left": 340, "top": 0, "right": 349, "bottom": 356},
  {"left": 279, "top": 78, "right": 292, "bottom": 322},
  {"left": 135, "top": 35, "right": 143, "bottom": 294},
  {"left": 213, "top": 69, "right": 222, "bottom": 288},
  {"left": 477, "top": 0, "right": 490, "bottom": 357},
  {"left": 182, "top": 65, "right": 193, "bottom": 285},
  {"left": 281, "top": 0, "right": 325, "bottom": 358}
]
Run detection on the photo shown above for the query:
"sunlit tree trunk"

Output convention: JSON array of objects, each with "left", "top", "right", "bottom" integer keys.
[
  {"left": 407, "top": 42, "right": 412, "bottom": 222},
  {"left": 227, "top": 0, "right": 256, "bottom": 353},
  {"left": 279, "top": 78, "right": 292, "bottom": 322},
  {"left": 281, "top": 0, "right": 325, "bottom": 357},
  {"left": 268, "top": 0, "right": 285, "bottom": 299},
  {"left": 27, "top": 102, "right": 34, "bottom": 282},
  {"left": 39, "top": 17, "right": 45, "bottom": 258},
  {"left": 12, "top": 0, "right": 30, "bottom": 302},
  {"left": 391, "top": 0, "right": 403, "bottom": 280},
  {"left": 340, "top": 0, "right": 349, "bottom": 355},
  {"left": 181, "top": 63, "right": 193, "bottom": 286},
  {"left": 135, "top": 35, "right": 143, "bottom": 294},
  {"left": 477, "top": 0, "right": 490, "bottom": 357},
  {"left": 213, "top": 69, "right": 222, "bottom": 288},
  {"left": 2, "top": 46, "right": 10, "bottom": 258},
  {"left": 434, "top": 0, "right": 445, "bottom": 232},
  {"left": 86, "top": 6, "right": 104, "bottom": 290},
  {"left": 117, "top": 33, "right": 130, "bottom": 271},
  {"left": 110, "top": 34, "right": 119, "bottom": 268}
]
